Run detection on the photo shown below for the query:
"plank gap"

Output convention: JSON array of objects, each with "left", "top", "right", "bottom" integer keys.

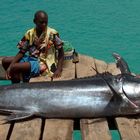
[
  {"left": 74, "top": 119, "right": 80, "bottom": 130},
  {"left": 73, "top": 119, "right": 82, "bottom": 140},
  {"left": 107, "top": 117, "right": 121, "bottom": 140},
  {"left": 39, "top": 118, "right": 46, "bottom": 140},
  {"left": 107, "top": 117, "right": 118, "bottom": 130},
  {"left": 6, "top": 121, "right": 15, "bottom": 140}
]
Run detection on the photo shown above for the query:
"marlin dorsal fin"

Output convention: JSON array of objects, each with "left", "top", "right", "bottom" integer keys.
[{"left": 112, "top": 53, "right": 131, "bottom": 74}]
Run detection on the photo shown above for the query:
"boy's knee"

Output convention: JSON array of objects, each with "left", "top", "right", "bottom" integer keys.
[
  {"left": 10, "top": 64, "right": 17, "bottom": 71},
  {"left": 2, "top": 57, "right": 6, "bottom": 64},
  {"left": 2, "top": 57, "right": 8, "bottom": 67}
]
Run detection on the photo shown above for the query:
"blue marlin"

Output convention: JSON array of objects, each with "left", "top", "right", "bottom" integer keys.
[{"left": 0, "top": 53, "right": 140, "bottom": 123}]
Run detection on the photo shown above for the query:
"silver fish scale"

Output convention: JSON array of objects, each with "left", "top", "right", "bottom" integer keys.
[{"left": 0, "top": 74, "right": 140, "bottom": 118}]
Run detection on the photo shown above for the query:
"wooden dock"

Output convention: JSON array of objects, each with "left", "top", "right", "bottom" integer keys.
[{"left": 0, "top": 54, "right": 140, "bottom": 140}]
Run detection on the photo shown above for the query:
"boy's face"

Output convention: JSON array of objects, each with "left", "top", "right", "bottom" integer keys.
[{"left": 34, "top": 13, "right": 48, "bottom": 32}]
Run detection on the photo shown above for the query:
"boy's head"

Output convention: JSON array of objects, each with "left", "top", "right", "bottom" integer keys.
[{"left": 34, "top": 10, "right": 48, "bottom": 32}]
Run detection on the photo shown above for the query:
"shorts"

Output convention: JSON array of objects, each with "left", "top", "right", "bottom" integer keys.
[{"left": 20, "top": 55, "right": 40, "bottom": 82}]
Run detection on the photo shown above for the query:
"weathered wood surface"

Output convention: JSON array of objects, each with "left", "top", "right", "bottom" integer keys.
[
  {"left": 0, "top": 54, "right": 140, "bottom": 140},
  {"left": 43, "top": 119, "right": 74, "bottom": 140},
  {"left": 76, "top": 55, "right": 96, "bottom": 78},
  {"left": 10, "top": 119, "right": 42, "bottom": 140},
  {"left": 116, "top": 117, "right": 140, "bottom": 140},
  {"left": 0, "top": 115, "right": 10, "bottom": 140},
  {"left": 80, "top": 119, "right": 112, "bottom": 140}
]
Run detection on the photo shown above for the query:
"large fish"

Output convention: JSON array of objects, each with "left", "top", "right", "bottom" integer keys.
[{"left": 0, "top": 53, "right": 140, "bottom": 122}]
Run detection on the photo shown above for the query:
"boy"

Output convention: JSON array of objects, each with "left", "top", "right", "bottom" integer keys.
[{"left": 2, "top": 10, "right": 64, "bottom": 83}]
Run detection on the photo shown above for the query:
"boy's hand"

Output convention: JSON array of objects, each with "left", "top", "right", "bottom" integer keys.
[
  {"left": 6, "top": 67, "right": 12, "bottom": 79},
  {"left": 52, "top": 69, "right": 62, "bottom": 78}
]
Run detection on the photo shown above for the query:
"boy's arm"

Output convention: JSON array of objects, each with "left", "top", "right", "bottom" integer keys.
[
  {"left": 53, "top": 34, "right": 64, "bottom": 78},
  {"left": 9, "top": 51, "right": 24, "bottom": 67},
  {"left": 53, "top": 47, "right": 64, "bottom": 78},
  {"left": 6, "top": 35, "right": 28, "bottom": 79},
  {"left": 6, "top": 51, "right": 24, "bottom": 79}
]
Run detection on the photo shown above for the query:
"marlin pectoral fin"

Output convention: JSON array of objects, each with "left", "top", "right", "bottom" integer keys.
[
  {"left": 122, "top": 87, "right": 139, "bottom": 109},
  {"left": 4, "top": 112, "right": 34, "bottom": 123},
  {"left": 101, "top": 74, "right": 139, "bottom": 110}
]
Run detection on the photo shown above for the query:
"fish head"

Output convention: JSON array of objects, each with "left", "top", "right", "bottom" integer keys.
[{"left": 122, "top": 74, "right": 140, "bottom": 107}]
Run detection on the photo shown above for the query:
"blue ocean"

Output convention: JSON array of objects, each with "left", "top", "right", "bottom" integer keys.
[{"left": 1, "top": 0, "right": 140, "bottom": 139}]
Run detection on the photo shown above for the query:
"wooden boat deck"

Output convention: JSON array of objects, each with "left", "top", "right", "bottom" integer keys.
[{"left": 0, "top": 54, "right": 140, "bottom": 140}]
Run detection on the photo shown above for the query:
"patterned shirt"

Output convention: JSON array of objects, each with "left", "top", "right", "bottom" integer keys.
[{"left": 17, "top": 27, "right": 63, "bottom": 58}]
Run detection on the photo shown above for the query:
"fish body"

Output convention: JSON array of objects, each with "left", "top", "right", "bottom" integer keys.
[{"left": 0, "top": 73, "right": 140, "bottom": 122}]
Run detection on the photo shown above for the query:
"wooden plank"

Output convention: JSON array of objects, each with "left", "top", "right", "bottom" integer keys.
[
  {"left": 94, "top": 59, "right": 108, "bottom": 73},
  {"left": 80, "top": 119, "right": 112, "bottom": 140},
  {"left": 106, "top": 63, "right": 121, "bottom": 75},
  {"left": 10, "top": 118, "right": 42, "bottom": 140},
  {"left": 0, "top": 115, "right": 11, "bottom": 140},
  {"left": 76, "top": 54, "right": 96, "bottom": 78},
  {"left": 30, "top": 75, "right": 52, "bottom": 82},
  {"left": 116, "top": 117, "right": 140, "bottom": 140},
  {"left": 43, "top": 119, "right": 74, "bottom": 140}
]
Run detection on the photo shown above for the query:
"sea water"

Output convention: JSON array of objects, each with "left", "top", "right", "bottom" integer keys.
[{"left": 1, "top": 0, "right": 140, "bottom": 139}]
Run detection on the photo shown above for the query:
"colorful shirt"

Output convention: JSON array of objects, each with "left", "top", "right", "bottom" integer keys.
[
  {"left": 17, "top": 27, "right": 63, "bottom": 58},
  {"left": 17, "top": 26, "right": 63, "bottom": 76}
]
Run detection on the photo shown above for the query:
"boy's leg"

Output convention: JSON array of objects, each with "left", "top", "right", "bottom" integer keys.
[
  {"left": 10, "top": 62, "right": 31, "bottom": 83},
  {"left": 2, "top": 56, "right": 39, "bottom": 83},
  {"left": 2, "top": 56, "right": 18, "bottom": 83},
  {"left": 2, "top": 56, "right": 15, "bottom": 70},
  {"left": 2, "top": 57, "right": 31, "bottom": 83}
]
